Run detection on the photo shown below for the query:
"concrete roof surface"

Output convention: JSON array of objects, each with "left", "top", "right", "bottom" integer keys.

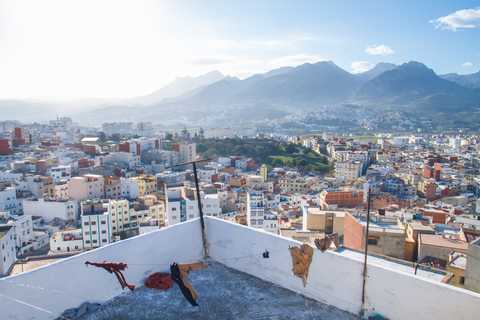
[{"left": 79, "top": 262, "right": 361, "bottom": 320}]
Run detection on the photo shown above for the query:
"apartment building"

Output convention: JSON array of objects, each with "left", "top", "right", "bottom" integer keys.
[
  {"left": 129, "top": 175, "right": 157, "bottom": 196},
  {"left": 165, "top": 186, "right": 220, "bottom": 226},
  {"left": 247, "top": 192, "right": 265, "bottom": 229},
  {"left": 50, "top": 229, "right": 83, "bottom": 253},
  {"left": 23, "top": 198, "right": 77, "bottom": 222},
  {"left": 334, "top": 160, "right": 362, "bottom": 181},
  {"left": 108, "top": 199, "right": 131, "bottom": 235},
  {"left": 104, "top": 176, "right": 122, "bottom": 200},
  {"left": 68, "top": 174, "right": 104, "bottom": 200},
  {"left": 0, "top": 225, "right": 15, "bottom": 276},
  {"left": 80, "top": 200, "right": 113, "bottom": 250},
  {"left": 172, "top": 142, "right": 196, "bottom": 164}
]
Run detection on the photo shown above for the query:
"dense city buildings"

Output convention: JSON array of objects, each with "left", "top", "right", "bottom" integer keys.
[{"left": 0, "top": 118, "right": 480, "bottom": 304}]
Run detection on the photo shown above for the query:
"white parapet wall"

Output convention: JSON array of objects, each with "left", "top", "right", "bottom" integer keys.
[
  {"left": 205, "top": 217, "right": 480, "bottom": 319},
  {"left": 0, "top": 219, "right": 204, "bottom": 319}
]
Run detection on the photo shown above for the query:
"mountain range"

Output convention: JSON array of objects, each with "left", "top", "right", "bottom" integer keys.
[{"left": 2, "top": 61, "right": 480, "bottom": 131}]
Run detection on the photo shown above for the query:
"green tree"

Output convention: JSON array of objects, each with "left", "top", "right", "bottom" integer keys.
[
  {"left": 196, "top": 143, "right": 208, "bottom": 154},
  {"left": 98, "top": 132, "right": 107, "bottom": 143},
  {"left": 297, "top": 159, "right": 308, "bottom": 167},
  {"left": 285, "top": 143, "right": 297, "bottom": 154},
  {"left": 199, "top": 127, "right": 205, "bottom": 140},
  {"left": 205, "top": 148, "right": 219, "bottom": 158},
  {"left": 165, "top": 132, "right": 173, "bottom": 140},
  {"left": 109, "top": 134, "right": 121, "bottom": 141},
  {"left": 271, "top": 158, "right": 284, "bottom": 167},
  {"left": 181, "top": 127, "right": 188, "bottom": 140}
]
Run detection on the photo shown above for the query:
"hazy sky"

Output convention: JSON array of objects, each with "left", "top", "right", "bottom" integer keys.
[{"left": 1, "top": 0, "right": 479, "bottom": 101}]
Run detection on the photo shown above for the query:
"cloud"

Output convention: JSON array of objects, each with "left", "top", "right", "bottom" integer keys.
[
  {"left": 462, "top": 62, "right": 473, "bottom": 67},
  {"left": 269, "top": 54, "right": 326, "bottom": 67},
  {"left": 430, "top": 7, "right": 480, "bottom": 31},
  {"left": 365, "top": 45, "right": 395, "bottom": 55},
  {"left": 351, "top": 61, "right": 374, "bottom": 74}
]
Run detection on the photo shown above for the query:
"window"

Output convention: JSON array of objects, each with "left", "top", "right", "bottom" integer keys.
[
  {"left": 92, "top": 231, "right": 97, "bottom": 235},
  {"left": 84, "top": 222, "right": 89, "bottom": 226},
  {"left": 91, "top": 221, "right": 96, "bottom": 226},
  {"left": 367, "top": 239, "right": 378, "bottom": 246},
  {"left": 172, "top": 208, "right": 177, "bottom": 211},
  {"left": 101, "top": 221, "right": 106, "bottom": 225},
  {"left": 93, "top": 240, "right": 97, "bottom": 244},
  {"left": 459, "top": 276, "right": 465, "bottom": 285},
  {"left": 125, "top": 218, "right": 128, "bottom": 221},
  {"left": 102, "top": 230, "right": 106, "bottom": 234},
  {"left": 172, "top": 216, "right": 177, "bottom": 220},
  {"left": 86, "top": 240, "right": 91, "bottom": 244},
  {"left": 189, "top": 206, "right": 194, "bottom": 210},
  {"left": 102, "top": 239, "right": 107, "bottom": 243},
  {"left": 75, "top": 246, "right": 79, "bottom": 249},
  {"left": 57, "top": 247, "right": 61, "bottom": 251},
  {"left": 85, "top": 231, "right": 90, "bottom": 235},
  {"left": 189, "top": 214, "right": 194, "bottom": 218}
]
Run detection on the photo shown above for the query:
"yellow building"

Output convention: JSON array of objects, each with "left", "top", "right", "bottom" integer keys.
[{"left": 130, "top": 175, "right": 157, "bottom": 196}]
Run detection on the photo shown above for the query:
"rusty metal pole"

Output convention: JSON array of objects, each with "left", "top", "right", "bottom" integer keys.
[{"left": 361, "top": 187, "right": 371, "bottom": 316}]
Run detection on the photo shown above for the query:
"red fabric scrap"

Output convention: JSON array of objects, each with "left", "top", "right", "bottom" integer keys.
[{"left": 145, "top": 272, "right": 175, "bottom": 290}]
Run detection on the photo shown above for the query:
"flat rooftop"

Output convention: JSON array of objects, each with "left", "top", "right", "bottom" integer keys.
[
  {"left": 80, "top": 262, "right": 361, "bottom": 320},
  {"left": 338, "top": 248, "right": 447, "bottom": 282}
]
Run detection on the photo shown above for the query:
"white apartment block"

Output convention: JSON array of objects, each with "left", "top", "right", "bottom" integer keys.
[
  {"left": 334, "top": 160, "right": 362, "bottom": 181},
  {"left": 335, "top": 151, "right": 368, "bottom": 171},
  {"left": 247, "top": 192, "right": 265, "bottom": 229},
  {"left": 0, "top": 226, "right": 15, "bottom": 276},
  {"left": 121, "top": 178, "right": 140, "bottom": 199},
  {"left": 264, "top": 212, "right": 279, "bottom": 234},
  {"left": 166, "top": 186, "right": 220, "bottom": 226},
  {"left": 48, "top": 165, "right": 72, "bottom": 183},
  {"left": 80, "top": 200, "right": 113, "bottom": 250},
  {"left": 0, "top": 186, "right": 19, "bottom": 215},
  {"left": 235, "top": 159, "right": 248, "bottom": 170},
  {"left": 23, "top": 198, "right": 77, "bottom": 222},
  {"left": 0, "top": 170, "right": 23, "bottom": 183},
  {"left": 68, "top": 174, "right": 104, "bottom": 200},
  {"left": 50, "top": 229, "right": 83, "bottom": 253},
  {"left": 108, "top": 199, "right": 131, "bottom": 235},
  {"left": 101, "top": 152, "right": 141, "bottom": 170},
  {"left": 198, "top": 167, "right": 218, "bottom": 183},
  {"left": 120, "top": 137, "right": 161, "bottom": 161}
]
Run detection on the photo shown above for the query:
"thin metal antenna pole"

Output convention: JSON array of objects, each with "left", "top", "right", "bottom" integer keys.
[
  {"left": 173, "top": 158, "right": 212, "bottom": 258},
  {"left": 361, "top": 187, "right": 371, "bottom": 316}
]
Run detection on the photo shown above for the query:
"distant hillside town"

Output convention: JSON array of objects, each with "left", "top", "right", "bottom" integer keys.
[{"left": 0, "top": 117, "right": 480, "bottom": 295}]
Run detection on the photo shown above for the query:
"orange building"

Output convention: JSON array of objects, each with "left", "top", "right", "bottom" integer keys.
[{"left": 318, "top": 188, "right": 364, "bottom": 209}]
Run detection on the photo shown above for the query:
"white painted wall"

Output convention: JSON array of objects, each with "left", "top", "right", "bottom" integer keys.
[
  {"left": 205, "top": 217, "right": 480, "bottom": 320},
  {"left": 1, "top": 217, "right": 479, "bottom": 320},
  {"left": 0, "top": 219, "right": 204, "bottom": 319}
]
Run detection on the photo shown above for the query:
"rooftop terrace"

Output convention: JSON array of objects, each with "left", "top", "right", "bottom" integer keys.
[
  {"left": 0, "top": 217, "right": 479, "bottom": 320},
  {"left": 82, "top": 262, "right": 360, "bottom": 320}
]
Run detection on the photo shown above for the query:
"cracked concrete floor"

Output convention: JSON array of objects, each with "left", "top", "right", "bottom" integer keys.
[{"left": 79, "top": 262, "right": 362, "bottom": 320}]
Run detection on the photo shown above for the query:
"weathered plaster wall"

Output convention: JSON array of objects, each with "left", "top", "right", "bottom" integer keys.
[{"left": 0, "top": 219, "right": 204, "bottom": 319}]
